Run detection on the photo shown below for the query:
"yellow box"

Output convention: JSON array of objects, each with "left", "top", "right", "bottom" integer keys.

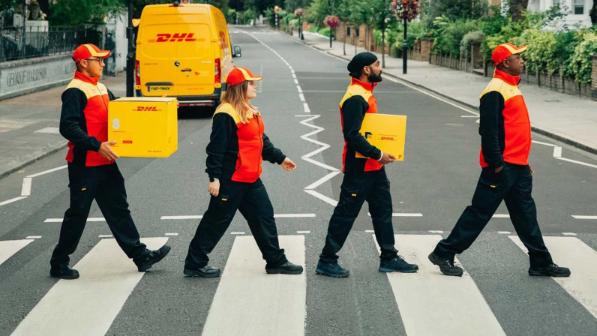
[
  {"left": 356, "top": 113, "right": 407, "bottom": 161},
  {"left": 108, "top": 97, "right": 178, "bottom": 158}
]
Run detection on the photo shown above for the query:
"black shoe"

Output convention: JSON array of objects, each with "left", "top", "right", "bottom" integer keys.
[
  {"left": 379, "top": 256, "right": 419, "bottom": 273},
  {"left": 315, "top": 260, "right": 350, "bottom": 278},
  {"left": 529, "top": 263, "right": 571, "bottom": 277},
  {"left": 50, "top": 265, "right": 80, "bottom": 280},
  {"left": 428, "top": 252, "right": 463, "bottom": 277},
  {"left": 183, "top": 265, "right": 221, "bottom": 278},
  {"left": 266, "top": 261, "right": 304, "bottom": 275},
  {"left": 134, "top": 245, "right": 171, "bottom": 272}
]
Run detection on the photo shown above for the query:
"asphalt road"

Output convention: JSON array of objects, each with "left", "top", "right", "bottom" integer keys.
[{"left": 0, "top": 26, "right": 596, "bottom": 336}]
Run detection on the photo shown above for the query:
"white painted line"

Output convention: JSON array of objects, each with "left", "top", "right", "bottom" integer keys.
[
  {"left": 492, "top": 214, "right": 510, "bottom": 219},
  {"left": 274, "top": 213, "right": 316, "bottom": 218},
  {"left": 510, "top": 236, "right": 597, "bottom": 319},
  {"left": 21, "top": 177, "right": 32, "bottom": 196},
  {"left": 98, "top": 235, "right": 113, "bottom": 239},
  {"left": 572, "top": 215, "right": 597, "bottom": 220},
  {"left": 0, "top": 196, "right": 27, "bottom": 207},
  {"left": 498, "top": 231, "right": 511, "bottom": 235},
  {"left": 553, "top": 146, "right": 563, "bottom": 158},
  {"left": 294, "top": 114, "right": 312, "bottom": 117},
  {"left": 25, "top": 236, "right": 42, "bottom": 239},
  {"left": 201, "top": 235, "right": 305, "bottom": 336},
  {"left": 303, "top": 103, "right": 311, "bottom": 113},
  {"left": 304, "top": 189, "right": 338, "bottom": 207},
  {"left": 297, "top": 86, "right": 303, "bottom": 93},
  {"left": 532, "top": 140, "right": 555, "bottom": 147},
  {"left": 381, "top": 234, "right": 506, "bottom": 335},
  {"left": 230, "top": 232, "right": 246, "bottom": 235},
  {"left": 160, "top": 215, "right": 203, "bottom": 220},
  {"left": 428, "top": 230, "right": 444, "bottom": 234},
  {"left": 34, "top": 127, "right": 60, "bottom": 134},
  {"left": 460, "top": 115, "right": 478, "bottom": 118},
  {"left": 0, "top": 239, "right": 34, "bottom": 266},
  {"left": 11, "top": 237, "right": 168, "bottom": 336},
  {"left": 305, "top": 171, "right": 340, "bottom": 190},
  {"left": 165, "top": 233, "right": 179, "bottom": 237},
  {"left": 27, "top": 165, "right": 67, "bottom": 178},
  {"left": 556, "top": 157, "right": 597, "bottom": 169},
  {"left": 562, "top": 232, "right": 577, "bottom": 236},
  {"left": 299, "top": 93, "right": 305, "bottom": 102},
  {"left": 365, "top": 230, "right": 375, "bottom": 233},
  {"left": 294, "top": 79, "right": 299, "bottom": 85},
  {"left": 367, "top": 213, "right": 423, "bottom": 217},
  {"left": 44, "top": 217, "right": 105, "bottom": 223},
  {"left": 296, "top": 231, "right": 310, "bottom": 234}
]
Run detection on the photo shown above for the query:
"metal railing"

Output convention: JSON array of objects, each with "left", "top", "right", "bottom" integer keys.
[{"left": 1, "top": 25, "right": 101, "bottom": 63}]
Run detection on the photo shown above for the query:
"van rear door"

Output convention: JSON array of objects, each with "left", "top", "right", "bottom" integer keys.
[{"left": 138, "top": 20, "right": 215, "bottom": 97}]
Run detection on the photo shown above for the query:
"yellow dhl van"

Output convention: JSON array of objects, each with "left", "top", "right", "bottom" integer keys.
[{"left": 135, "top": 2, "right": 238, "bottom": 108}]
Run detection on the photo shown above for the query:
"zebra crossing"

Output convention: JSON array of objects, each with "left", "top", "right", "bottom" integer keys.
[{"left": 1, "top": 233, "right": 596, "bottom": 336}]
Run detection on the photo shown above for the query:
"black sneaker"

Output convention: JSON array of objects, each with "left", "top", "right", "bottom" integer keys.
[
  {"left": 183, "top": 265, "right": 221, "bottom": 278},
  {"left": 428, "top": 252, "right": 463, "bottom": 277},
  {"left": 529, "top": 263, "right": 571, "bottom": 277},
  {"left": 50, "top": 265, "right": 80, "bottom": 280},
  {"left": 379, "top": 256, "right": 419, "bottom": 273},
  {"left": 266, "top": 261, "right": 304, "bottom": 275},
  {"left": 134, "top": 245, "right": 171, "bottom": 272},
  {"left": 315, "top": 260, "right": 350, "bottom": 278}
]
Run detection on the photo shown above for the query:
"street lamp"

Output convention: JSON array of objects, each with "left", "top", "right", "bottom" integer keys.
[
  {"left": 295, "top": 8, "right": 304, "bottom": 40},
  {"left": 391, "top": 0, "right": 419, "bottom": 74},
  {"left": 324, "top": 15, "right": 339, "bottom": 49},
  {"left": 126, "top": 0, "right": 134, "bottom": 97},
  {"left": 274, "top": 6, "right": 282, "bottom": 30}
]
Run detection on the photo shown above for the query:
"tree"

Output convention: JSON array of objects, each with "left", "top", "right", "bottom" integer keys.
[
  {"left": 49, "top": 0, "right": 124, "bottom": 26},
  {"left": 508, "top": 0, "right": 529, "bottom": 21}
]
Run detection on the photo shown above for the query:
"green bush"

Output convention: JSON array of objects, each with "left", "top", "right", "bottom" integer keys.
[
  {"left": 460, "top": 30, "right": 484, "bottom": 55},
  {"left": 518, "top": 29, "right": 557, "bottom": 74},
  {"left": 567, "top": 31, "right": 597, "bottom": 84},
  {"left": 318, "top": 27, "right": 332, "bottom": 37},
  {"left": 431, "top": 16, "right": 479, "bottom": 56}
]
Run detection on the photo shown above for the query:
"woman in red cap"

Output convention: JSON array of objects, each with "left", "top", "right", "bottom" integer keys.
[{"left": 183, "top": 66, "right": 303, "bottom": 277}]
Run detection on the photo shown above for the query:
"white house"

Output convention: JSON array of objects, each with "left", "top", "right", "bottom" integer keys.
[{"left": 527, "top": 0, "right": 593, "bottom": 28}]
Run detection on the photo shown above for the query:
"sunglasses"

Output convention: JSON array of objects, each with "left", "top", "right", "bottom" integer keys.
[{"left": 86, "top": 58, "right": 105, "bottom": 64}]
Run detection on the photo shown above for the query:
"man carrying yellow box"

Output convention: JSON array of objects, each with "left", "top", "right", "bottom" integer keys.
[
  {"left": 49, "top": 43, "right": 170, "bottom": 279},
  {"left": 316, "top": 52, "right": 418, "bottom": 278}
]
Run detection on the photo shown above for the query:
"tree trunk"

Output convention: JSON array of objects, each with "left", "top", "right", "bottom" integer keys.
[
  {"left": 509, "top": 0, "right": 529, "bottom": 21},
  {"left": 590, "top": 0, "right": 597, "bottom": 25}
]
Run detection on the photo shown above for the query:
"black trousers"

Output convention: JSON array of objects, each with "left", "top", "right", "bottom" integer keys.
[
  {"left": 320, "top": 168, "right": 398, "bottom": 263},
  {"left": 433, "top": 164, "right": 553, "bottom": 268},
  {"left": 50, "top": 164, "right": 147, "bottom": 267},
  {"left": 185, "top": 179, "right": 287, "bottom": 269}
]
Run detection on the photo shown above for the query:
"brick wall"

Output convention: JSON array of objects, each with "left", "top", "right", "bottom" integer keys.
[{"left": 592, "top": 55, "right": 597, "bottom": 90}]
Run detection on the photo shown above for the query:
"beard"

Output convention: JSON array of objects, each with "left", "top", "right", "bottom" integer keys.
[{"left": 368, "top": 71, "right": 383, "bottom": 83}]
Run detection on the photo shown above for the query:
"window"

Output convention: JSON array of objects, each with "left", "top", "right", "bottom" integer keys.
[{"left": 574, "top": 0, "right": 584, "bottom": 14}]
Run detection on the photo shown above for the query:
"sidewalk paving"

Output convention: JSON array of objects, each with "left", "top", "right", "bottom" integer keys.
[{"left": 301, "top": 31, "right": 597, "bottom": 154}]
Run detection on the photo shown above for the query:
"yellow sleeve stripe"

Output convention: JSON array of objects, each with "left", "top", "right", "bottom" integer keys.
[
  {"left": 479, "top": 78, "right": 521, "bottom": 101},
  {"left": 66, "top": 79, "right": 109, "bottom": 99},
  {"left": 214, "top": 103, "right": 241, "bottom": 124}
]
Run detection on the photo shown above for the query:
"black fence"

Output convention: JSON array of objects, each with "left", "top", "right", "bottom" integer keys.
[{"left": 1, "top": 25, "right": 102, "bottom": 63}]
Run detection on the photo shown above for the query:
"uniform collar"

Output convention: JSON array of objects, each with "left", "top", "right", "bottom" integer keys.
[
  {"left": 351, "top": 77, "right": 376, "bottom": 91},
  {"left": 494, "top": 68, "right": 521, "bottom": 86},
  {"left": 74, "top": 71, "right": 99, "bottom": 85}
]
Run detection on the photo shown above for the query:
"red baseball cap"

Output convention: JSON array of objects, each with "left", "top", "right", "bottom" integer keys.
[
  {"left": 72, "top": 43, "right": 111, "bottom": 63},
  {"left": 491, "top": 43, "right": 527, "bottom": 65},
  {"left": 226, "top": 67, "right": 262, "bottom": 87}
]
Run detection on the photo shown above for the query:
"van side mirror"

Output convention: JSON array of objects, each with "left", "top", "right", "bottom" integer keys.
[{"left": 232, "top": 45, "right": 242, "bottom": 58}]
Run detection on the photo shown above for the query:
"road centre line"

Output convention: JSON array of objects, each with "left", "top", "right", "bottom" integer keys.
[{"left": 572, "top": 215, "right": 597, "bottom": 220}]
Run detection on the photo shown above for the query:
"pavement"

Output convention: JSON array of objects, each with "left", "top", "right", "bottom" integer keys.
[{"left": 301, "top": 31, "right": 597, "bottom": 155}]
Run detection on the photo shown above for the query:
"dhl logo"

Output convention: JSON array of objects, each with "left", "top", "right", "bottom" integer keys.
[
  {"left": 154, "top": 33, "right": 197, "bottom": 42},
  {"left": 136, "top": 106, "right": 158, "bottom": 111}
]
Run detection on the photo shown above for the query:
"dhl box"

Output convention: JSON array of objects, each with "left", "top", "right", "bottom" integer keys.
[
  {"left": 108, "top": 97, "right": 178, "bottom": 158},
  {"left": 356, "top": 113, "right": 407, "bottom": 161}
]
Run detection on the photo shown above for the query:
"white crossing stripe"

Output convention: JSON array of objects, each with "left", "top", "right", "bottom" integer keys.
[
  {"left": 572, "top": 215, "right": 597, "bottom": 220},
  {"left": 201, "top": 235, "right": 305, "bottom": 336},
  {"left": 161, "top": 215, "right": 203, "bottom": 220},
  {"left": 44, "top": 217, "right": 105, "bottom": 223},
  {"left": 510, "top": 236, "right": 597, "bottom": 318},
  {"left": 0, "top": 239, "right": 34, "bottom": 266},
  {"left": 34, "top": 127, "right": 60, "bottom": 134},
  {"left": 11, "top": 237, "right": 168, "bottom": 336},
  {"left": 380, "top": 235, "right": 506, "bottom": 335},
  {"left": 493, "top": 214, "right": 510, "bottom": 219}
]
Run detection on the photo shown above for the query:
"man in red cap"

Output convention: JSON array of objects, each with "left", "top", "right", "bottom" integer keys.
[
  {"left": 428, "top": 43, "right": 570, "bottom": 278},
  {"left": 50, "top": 43, "right": 170, "bottom": 279}
]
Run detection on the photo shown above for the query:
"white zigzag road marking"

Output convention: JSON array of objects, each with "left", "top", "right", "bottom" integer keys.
[{"left": 1, "top": 165, "right": 67, "bottom": 207}]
